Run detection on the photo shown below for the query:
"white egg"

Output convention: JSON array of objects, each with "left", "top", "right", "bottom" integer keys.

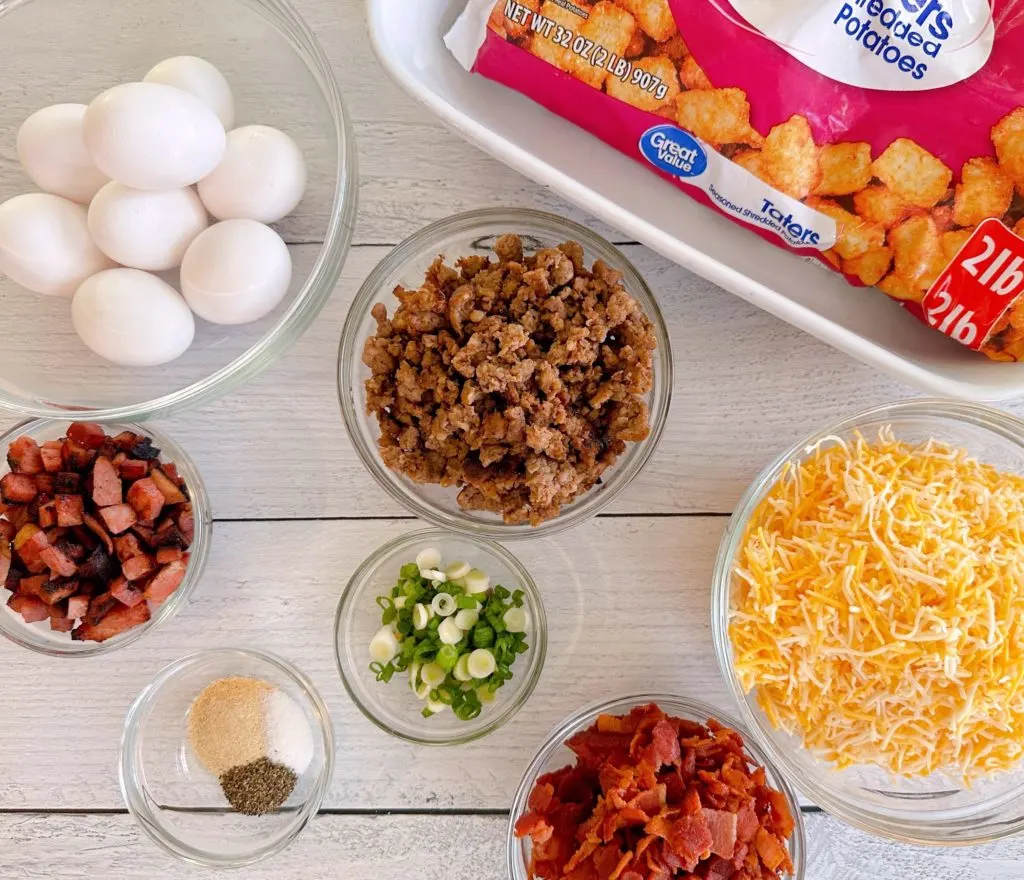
[
  {"left": 72, "top": 268, "right": 195, "bottom": 366},
  {"left": 0, "top": 193, "right": 113, "bottom": 296},
  {"left": 88, "top": 182, "right": 208, "bottom": 271},
  {"left": 83, "top": 82, "right": 226, "bottom": 190},
  {"left": 17, "top": 104, "right": 109, "bottom": 204},
  {"left": 143, "top": 56, "right": 234, "bottom": 129},
  {"left": 180, "top": 219, "right": 292, "bottom": 325},
  {"left": 197, "top": 125, "right": 307, "bottom": 224}
]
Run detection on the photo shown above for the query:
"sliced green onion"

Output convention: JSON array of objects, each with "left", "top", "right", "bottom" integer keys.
[
  {"left": 431, "top": 593, "right": 457, "bottom": 617},
  {"left": 445, "top": 560, "right": 472, "bottom": 580},
  {"left": 436, "top": 643, "right": 460, "bottom": 672},
  {"left": 471, "top": 624, "right": 495, "bottom": 649},
  {"left": 400, "top": 562, "right": 420, "bottom": 579},
  {"left": 456, "top": 594, "right": 479, "bottom": 610}
]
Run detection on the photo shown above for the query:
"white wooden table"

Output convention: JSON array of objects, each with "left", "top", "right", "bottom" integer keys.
[{"left": 2, "top": 2, "right": 1023, "bottom": 876}]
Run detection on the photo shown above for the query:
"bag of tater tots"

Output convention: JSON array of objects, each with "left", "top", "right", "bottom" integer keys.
[{"left": 446, "top": 0, "right": 1024, "bottom": 361}]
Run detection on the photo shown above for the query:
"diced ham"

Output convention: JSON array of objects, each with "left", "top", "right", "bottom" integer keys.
[
  {"left": 117, "top": 458, "right": 148, "bottom": 480},
  {"left": 72, "top": 601, "right": 150, "bottom": 641},
  {"left": 55, "top": 494, "right": 85, "bottom": 527},
  {"left": 39, "top": 441, "right": 63, "bottom": 473},
  {"left": 61, "top": 438, "right": 96, "bottom": 470},
  {"left": 145, "top": 560, "right": 187, "bottom": 603},
  {"left": 39, "top": 545, "right": 77, "bottom": 578},
  {"left": 39, "top": 578, "right": 79, "bottom": 605},
  {"left": 1, "top": 473, "right": 38, "bottom": 504},
  {"left": 14, "top": 526, "right": 49, "bottom": 573},
  {"left": 131, "top": 524, "right": 156, "bottom": 548},
  {"left": 0, "top": 520, "right": 14, "bottom": 542},
  {"left": 111, "top": 431, "right": 140, "bottom": 452},
  {"left": 149, "top": 468, "right": 186, "bottom": 505},
  {"left": 161, "top": 462, "right": 182, "bottom": 485},
  {"left": 77, "top": 546, "right": 117, "bottom": 583},
  {"left": 66, "top": 594, "right": 90, "bottom": 620},
  {"left": 4, "top": 505, "right": 29, "bottom": 530},
  {"left": 16, "top": 574, "right": 49, "bottom": 600},
  {"left": 38, "top": 501, "right": 57, "bottom": 529},
  {"left": 6, "top": 436, "right": 44, "bottom": 474},
  {"left": 49, "top": 614, "right": 75, "bottom": 632},
  {"left": 54, "top": 472, "right": 81, "bottom": 494},
  {"left": 67, "top": 422, "right": 107, "bottom": 450},
  {"left": 110, "top": 575, "right": 146, "bottom": 607},
  {"left": 34, "top": 474, "right": 55, "bottom": 495},
  {"left": 7, "top": 593, "right": 48, "bottom": 623},
  {"left": 98, "top": 503, "right": 136, "bottom": 535},
  {"left": 127, "top": 478, "right": 164, "bottom": 522},
  {"left": 91, "top": 456, "right": 122, "bottom": 507},
  {"left": 154, "top": 524, "right": 186, "bottom": 549},
  {"left": 82, "top": 513, "right": 114, "bottom": 554},
  {"left": 114, "top": 532, "right": 144, "bottom": 562},
  {"left": 122, "top": 553, "right": 155, "bottom": 581},
  {"left": 155, "top": 546, "right": 183, "bottom": 564},
  {"left": 0, "top": 545, "right": 10, "bottom": 585},
  {"left": 84, "top": 592, "right": 118, "bottom": 626},
  {"left": 177, "top": 505, "right": 194, "bottom": 546}
]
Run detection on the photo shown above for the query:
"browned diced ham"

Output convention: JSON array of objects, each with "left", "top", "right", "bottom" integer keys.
[
  {"left": 154, "top": 524, "right": 185, "bottom": 549},
  {"left": 112, "top": 431, "right": 140, "bottom": 452},
  {"left": 127, "top": 478, "right": 164, "bottom": 523},
  {"left": 6, "top": 436, "right": 44, "bottom": 475},
  {"left": 38, "top": 501, "right": 57, "bottom": 529},
  {"left": 91, "top": 457, "right": 122, "bottom": 507},
  {"left": 17, "top": 574, "right": 49, "bottom": 599},
  {"left": 122, "top": 553, "right": 154, "bottom": 581},
  {"left": 114, "top": 533, "right": 143, "bottom": 562},
  {"left": 67, "top": 422, "right": 107, "bottom": 450},
  {"left": 39, "top": 544, "right": 77, "bottom": 578},
  {"left": 1, "top": 473, "right": 38, "bottom": 504},
  {"left": 177, "top": 505, "right": 194, "bottom": 546},
  {"left": 61, "top": 438, "right": 95, "bottom": 470},
  {"left": 149, "top": 468, "right": 186, "bottom": 505},
  {"left": 84, "top": 591, "right": 118, "bottom": 625},
  {"left": 118, "top": 458, "right": 148, "bottom": 480},
  {"left": 54, "top": 537, "right": 86, "bottom": 562},
  {"left": 7, "top": 593, "right": 48, "bottom": 623},
  {"left": 4, "top": 505, "right": 29, "bottom": 530},
  {"left": 145, "top": 560, "right": 187, "bottom": 603},
  {"left": 39, "top": 578, "right": 79, "bottom": 605},
  {"left": 162, "top": 462, "right": 182, "bottom": 485},
  {"left": 131, "top": 524, "right": 156, "bottom": 548},
  {"left": 54, "top": 472, "right": 81, "bottom": 494},
  {"left": 35, "top": 474, "right": 55, "bottom": 495},
  {"left": 155, "top": 546, "right": 183, "bottom": 564},
  {"left": 77, "top": 545, "right": 116, "bottom": 582},
  {"left": 0, "top": 520, "right": 14, "bottom": 542},
  {"left": 14, "top": 526, "right": 49, "bottom": 573},
  {"left": 72, "top": 601, "right": 150, "bottom": 642},
  {"left": 49, "top": 614, "right": 74, "bottom": 632},
  {"left": 98, "top": 503, "right": 136, "bottom": 535},
  {"left": 55, "top": 494, "right": 85, "bottom": 527},
  {"left": 83, "top": 513, "right": 114, "bottom": 554},
  {"left": 0, "top": 545, "right": 10, "bottom": 585},
  {"left": 66, "top": 594, "right": 90, "bottom": 620},
  {"left": 110, "top": 574, "right": 146, "bottom": 607},
  {"left": 39, "top": 441, "right": 63, "bottom": 474}
]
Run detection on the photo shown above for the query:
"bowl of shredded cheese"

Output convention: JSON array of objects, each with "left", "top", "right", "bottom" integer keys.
[{"left": 712, "top": 399, "right": 1024, "bottom": 845}]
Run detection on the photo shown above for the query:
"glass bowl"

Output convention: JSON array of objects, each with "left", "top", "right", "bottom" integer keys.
[
  {"left": 0, "top": 419, "right": 211, "bottom": 656},
  {"left": 712, "top": 399, "right": 1024, "bottom": 845},
  {"left": 337, "top": 208, "right": 672, "bottom": 539},
  {"left": 119, "top": 648, "right": 334, "bottom": 867},
  {"left": 0, "top": 0, "right": 356, "bottom": 419},
  {"left": 334, "top": 528, "right": 547, "bottom": 744},
  {"left": 507, "top": 693, "right": 806, "bottom": 879}
]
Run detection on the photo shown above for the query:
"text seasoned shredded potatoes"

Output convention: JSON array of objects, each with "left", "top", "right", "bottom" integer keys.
[{"left": 731, "top": 428, "right": 1024, "bottom": 779}]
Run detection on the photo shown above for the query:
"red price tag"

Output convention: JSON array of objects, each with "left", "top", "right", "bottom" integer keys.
[{"left": 923, "top": 219, "right": 1024, "bottom": 350}]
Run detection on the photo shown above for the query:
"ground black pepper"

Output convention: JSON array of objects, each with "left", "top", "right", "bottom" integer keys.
[{"left": 219, "top": 757, "right": 297, "bottom": 815}]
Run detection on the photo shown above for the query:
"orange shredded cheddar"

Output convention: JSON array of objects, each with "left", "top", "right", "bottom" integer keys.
[{"left": 730, "top": 428, "right": 1024, "bottom": 780}]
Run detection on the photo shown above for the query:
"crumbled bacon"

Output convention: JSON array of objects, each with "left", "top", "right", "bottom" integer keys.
[{"left": 514, "top": 704, "right": 794, "bottom": 880}]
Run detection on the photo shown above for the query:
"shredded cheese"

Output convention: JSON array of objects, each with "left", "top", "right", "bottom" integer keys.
[{"left": 730, "top": 428, "right": 1024, "bottom": 780}]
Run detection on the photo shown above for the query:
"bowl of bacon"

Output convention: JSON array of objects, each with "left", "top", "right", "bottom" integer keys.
[
  {"left": 507, "top": 695, "right": 804, "bottom": 880},
  {"left": 0, "top": 420, "right": 211, "bottom": 655}
]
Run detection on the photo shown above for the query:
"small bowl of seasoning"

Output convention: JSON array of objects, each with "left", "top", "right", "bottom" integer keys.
[{"left": 119, "top": 648, "right": 333, "bottom": 867}]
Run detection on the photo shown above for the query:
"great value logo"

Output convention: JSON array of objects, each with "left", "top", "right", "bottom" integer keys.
[{"left": 639, "top": 126, "right": 708, "bottom": 179}]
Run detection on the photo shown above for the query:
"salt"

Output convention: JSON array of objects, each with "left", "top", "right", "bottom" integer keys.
[{"left": 263, "top": 689, "right": 315, "bottom": 775}]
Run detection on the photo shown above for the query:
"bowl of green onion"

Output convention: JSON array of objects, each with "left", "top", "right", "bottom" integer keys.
[{"left": 333, "top": 528, "right": 547, "bottom": 745}]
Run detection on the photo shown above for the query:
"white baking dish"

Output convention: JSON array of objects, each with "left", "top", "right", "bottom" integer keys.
[{"left": 366, "top": 0, "right": 1024, "bottom": 401}]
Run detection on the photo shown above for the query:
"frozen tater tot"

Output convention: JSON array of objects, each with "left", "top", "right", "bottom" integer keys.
[
  {"left": 992, "top": 108, "right": 1024, "bottom": 195},
  {"left": 953, "top": 157, "right": 1014, "bottom": 227},
  {"left": 805, "top": 197, "right": 885, "bottom": 260},
  {"left": 674, "top": 88, "right": 762, "bottom": 148},
  {"left": 679, "top": 55, "right": 712, "bottom": 91},
  {"left": 842, "top": 246, "right": 893, "bottom": 286},
  {"left": 814, "top": 142, "right": 872, "bottom": 197},
  {"left": 615, "top": 0, "right": 677, "bottom": 41},
  {"left": 871, "top": 138, "right": 952, "bottom": 209},
  {"left": 889, "top": 214, "right": 946, "bottom": 292},
  {"left": 878, "top": 272, "right": 923, "bottom": 302},
  {"left": 761, "top": 115, "right": 820, "bottom": 200}
]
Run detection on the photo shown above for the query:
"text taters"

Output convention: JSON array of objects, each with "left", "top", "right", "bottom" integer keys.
[
  {"left": 871, "top": 138, "right": 952, "bottom": 209},
  {"left": 761, "top": 116, "right": 820, "bottom": 200},
  {"left": 953, "top": 157, "right": 1014, "bottom": 227},
  {"left": 674, "top": 88, "right": 762, "bottom": 148},
  {"left": 606, "top": 55, "right": 680, "bottom": 111},
  {"left": 490, "top": 0, "right": 540, "bottom": 40},
  {"left": 614, "top": 0, "right": 677, "bottom": 41},
  {"left": 941, "top": 227, "right": 976, "bottom": 262},
  {"left": 654, "top": 33, "right": 688, "bottom": 62},
  {"left": 814, "top": 142, "right": 872, "bottom": 196},
  {"left": 526, "top": 1, "right": 589, "bottom": 71},
  {"left": 992, "top": 108, "right": 1024, "bottom": 195},
  {"left": 877, "top": 272, "right": 922, "bottom": 303},
  {"left": 842, "top": 247, "right": 893, "bottom": 286},
  {"left": 889, "top": 214, "right": 946, "bottom": 292},
  {"left": 805, "top": 197, "right": 885, "bottom": 259},
  {"left": 574, "top": 1, "right": 636, "bottom": 88},
  {"left": 733, "top": 148, "right": 770, "bottom": 182},
  {"left": 679, "top": 55, "right": 712, "bottom": 91},
  {"left": 852, "top": 184, "right": 913, "bottom": 229}
]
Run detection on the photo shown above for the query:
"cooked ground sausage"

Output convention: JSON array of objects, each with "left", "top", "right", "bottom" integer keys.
[{"left": 362, "top": 234, "right": 657, "bottom": 525}]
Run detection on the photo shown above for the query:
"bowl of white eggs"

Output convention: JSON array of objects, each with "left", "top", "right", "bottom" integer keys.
[{"left": 0, "top": 0, "right": 356, "bottom": 419}]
